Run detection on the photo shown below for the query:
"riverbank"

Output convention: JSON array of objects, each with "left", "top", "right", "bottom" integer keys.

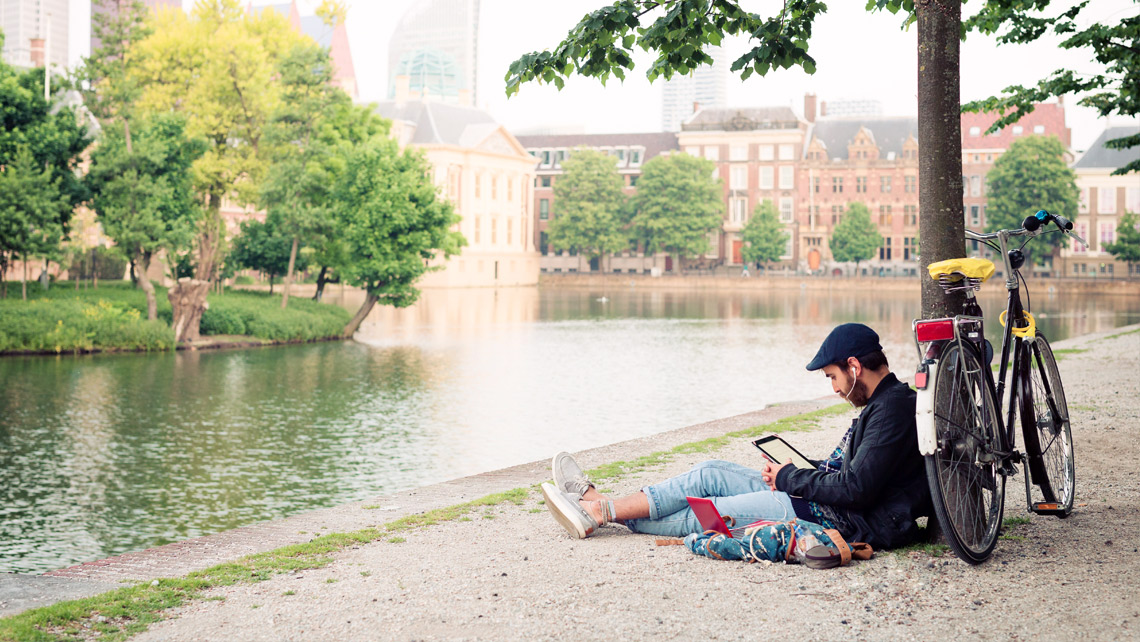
[
  {"left": 0, "top": 283, "right": 351, "bottom": 356},
  {"left": 540, "top": 271, "right": 1140, "bottom": 296},
  {"left": 2, "top": 324, "right": 1137, "bottom": 640}
]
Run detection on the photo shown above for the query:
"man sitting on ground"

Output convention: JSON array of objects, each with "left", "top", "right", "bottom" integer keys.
[{"left": 540, "top": 323, "right": 932, "bottom": 550}]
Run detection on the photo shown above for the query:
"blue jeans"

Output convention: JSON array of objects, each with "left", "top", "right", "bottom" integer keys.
[{"left": 625, "top": 460, "right": 797, "bottom": 537}]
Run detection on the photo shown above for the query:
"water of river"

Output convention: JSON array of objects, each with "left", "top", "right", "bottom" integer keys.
[{"left": 2, "top": 285, "right": 1137, "bottom": 573}]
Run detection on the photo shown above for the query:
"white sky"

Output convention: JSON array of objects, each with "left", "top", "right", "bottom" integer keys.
[{"left": 63, "top": 0, "right": 1139, "bottom": 152}]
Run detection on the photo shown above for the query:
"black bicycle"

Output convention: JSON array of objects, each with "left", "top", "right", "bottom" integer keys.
[{"left": 912, "top": 210, "right": 1086, "bottom": 564}]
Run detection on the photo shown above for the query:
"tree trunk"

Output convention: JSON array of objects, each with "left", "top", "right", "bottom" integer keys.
[
  {"left": 269, "top": 274, "right": 274, "bottom": 295},
  {"left": 917, "top": 0, "right": 966, "bottom": 318},
  {"left": 129, "top": 258, "right": 138, "bottom": 286},
  {"left": 281, "top": 236, "right": 298, "bottom": 309},
  {"left": 138, "top": 251, "right": 158, "bottom": 321},
  {"left": 92, "top": 248, "right": 98, "bottom": 289},
  {"left": 343, "top": 292, "right": 378, "bottom": 338},
  {"left": 313, "top": 265, "right": 329, "bottom": 301},
  {"left": 22, "top": 253, "right": 27, "bottom": 300},
  {"left": 168, "top": 277, "right": 211, "bottom": 342}
]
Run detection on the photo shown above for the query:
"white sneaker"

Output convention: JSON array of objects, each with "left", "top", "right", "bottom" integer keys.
[
  {"left": 551, "top": 452, "right": 594, "bottom": 499},
  {"left": 540, "top": 482, "right": 597, "bottom": 539}
]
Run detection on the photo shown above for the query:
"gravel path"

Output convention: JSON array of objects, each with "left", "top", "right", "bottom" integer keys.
[{"left": 135, "top": 325, "right": 1140, "bottom": 642}]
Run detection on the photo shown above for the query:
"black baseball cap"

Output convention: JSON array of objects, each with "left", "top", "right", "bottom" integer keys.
[{"left": 806, "top": 323, "right": 882, "bottom": 371}]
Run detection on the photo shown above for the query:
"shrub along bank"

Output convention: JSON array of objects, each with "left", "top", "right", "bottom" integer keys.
[{"left": 0, "top": 282, "right": 352, "bottom": 354}]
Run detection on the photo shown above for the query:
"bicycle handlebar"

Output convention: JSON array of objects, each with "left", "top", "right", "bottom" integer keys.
[{"left": 966, "top": 209, "right": 1088, "bottom": 248}]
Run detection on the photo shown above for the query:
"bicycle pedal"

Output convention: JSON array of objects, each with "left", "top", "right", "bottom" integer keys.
[{"left": 1031, "top": 502, "right": 1068, "bottom": 516}]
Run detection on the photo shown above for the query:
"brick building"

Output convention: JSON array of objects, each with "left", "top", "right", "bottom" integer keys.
[
  {"left": 677, "top": 106, "right": 809, "bottom": 267},
  {"left": 514, "top": 132, "right": 678, "bottom": 273}
]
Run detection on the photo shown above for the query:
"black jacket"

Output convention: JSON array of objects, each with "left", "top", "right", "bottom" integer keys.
[{"left": 775, "top": 373, "right": 931, "bottom": 549}]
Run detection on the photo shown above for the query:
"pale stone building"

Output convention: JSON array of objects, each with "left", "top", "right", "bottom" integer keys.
[
  {"left": 1065, "top": 126, "right": 1140, "bottom": 278},
  {"left": 376, "top": 88, "right": 540, "bottom": 287}
]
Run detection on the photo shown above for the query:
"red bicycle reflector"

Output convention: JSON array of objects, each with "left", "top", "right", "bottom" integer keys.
[
  {"left": 916, "top": 319, "right": 954, "bottom": 342},
  {"left": 914, "top": 371, "right": 928, "bottom": 389}
]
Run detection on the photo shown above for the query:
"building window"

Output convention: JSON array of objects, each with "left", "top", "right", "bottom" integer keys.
[
  {"left": 832, "top": 176, "right": 843, "bottom": 193},
  {"left": 970, "top": 205, "right": 981, "bottom": 227},
  {"left": 539, "top": 198, "right": 549, "bottom": 220},
  {"left": 1012, "top": 125, "right": 1023, "bottom": 136},
  {"left": 812, "top": 176, "right": 820, "bottom": 193},
  {"left": 759, "top": 145, "right": 774, "bottom": 161},
  {"left": 778, "top": 144, "right": 794, "bottom": 160},
  {"left": 904, "top": 236, "right": 916, "bottom": 260},
  {"left": 1074, "top": 223, "right": 1088, "bottom": 253},
  {"left": 1033, "top": 125, "right": 1045, "bottom": 134},
  {"left": 541, "top": 151, "right": 552, "bottom": 167},
  {"left": 506, "top": 177, "right": 514, "bottom": 202},
  {"left": 880, "top": 237, "right": 892, "bottom": 260},
  {"left": 491, "top": 219, "right": 497, "bottom": 244},
  {"left": 904, "top": 205, "right": 917, "bottom": 226},
  {"left": 730, "top": 144, "right": 748, "bottom": 161},
  {"left": 779, "top": 166, "right": 794, "bottom": 189},
  {"left": 629, "top": 175, "right": 639, "bottom": 187},
  {"left": 1099, "top": 186, "right": 1116, "bottom": 213},
  {"left": 731, "top": 165, "right": 748, "bottom": 190},
  {"left": 507, "top": 218, "right": 513, "bottom": 245},
  {"left": 760, "top": 166, "right": 774, "bottom": 190},
  {"left": 732, "top": 197, "right": 748, "bottom": 224},
  {"left": 474, "top": 217, "right": 481, "bottom": 243},
  {"left": 879, "top": 205, "right": 893, "bottom": 226},
  {"left": 970, "top": 175, "right": 981, "bottom": 197},
  {"left": 539, "top": 231, "right": 549, "bottom": 254},
  {"left": 969, "top": 126, "right": 981, "bottom": 136},
  {"left": 684, "top": 146, "right": 700, "bottom": 156},
  {"left": 491, "top": 177, "right": 498, "bottom": 200},
  {"left": 540, "top": 175, "right": 551, "bottom": 188},
  {"left": 779, "top": 197, "right": 794, "bottom": 223},
  {"left": 856, "top": 176, "right": 867, "bottom": 193},
  {"left": 881, "top": 176, "right": 892, "bottom": 193},
  {"left": 630, "top": 148, "right": 644, "bottom": 166},
  {"left": 1127, "top": 187, "right": 1140, "bottom": 213},
  {"left": 1100, "top": 222, "right": 1116, "bottom": 249},
  {"left": 1079, "top": 187, "right": 1090, "bottom": 213},
  {"left": 905, "top": 175, "right": 916, "bottom": 193},
  {"left": 831, "top": 205, "right": 843, "bottom": 225},
  {"left": 704, "top": 146, "right": 719, "bottom": 161}
]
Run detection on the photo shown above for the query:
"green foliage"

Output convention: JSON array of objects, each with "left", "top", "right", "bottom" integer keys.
[
  {"left": 0, "top": 148, "right": 72, "bottom": 267},
  {"left": 0, "top": 51, "right": 92, "bottom": 217},
  {"left": 85, "top": 113, "right": 207, "bottom": 267},
  {"left": 0, "top": 297, "right": 174, "bottom": 354},
  {"left": 985, "top": 135, "right": 1078, "bottom": 252},
  {"left": 76, "top": 0, "right": 152, "bottom": 124},
  {"left": 64, "top": 246, "right": 130, "bottom": 281},
  {"left": 829, "top": 202, "right": 882, "bottom": 266},
  {"left": 963, "top": 3, "right": 1140, "bottom": 175},
  {"left": 546, "top": 148, "right": 628, "bottom": 259},
  {"left": 333, "top": 139, "right": 465, "bottom": 307},
  {"left": 629, "top": 152, "right": 723, "bottom": 260},
  {"left": 503, "top": 0, "right": 828, "bottom": 96},
  {"left": 230, "top": 215, "right": 307, "bottom": 284},
  {"left": 1104, "top": 211, "right": 1140, "bottom": 265},
  {"left": 740, "top": 199, "right": 789, "bottom": 266},
  {"left": 210, "top": 291, "right": 349, "bottom": 342}
]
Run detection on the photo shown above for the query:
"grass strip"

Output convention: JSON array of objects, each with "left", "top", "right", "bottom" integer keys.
[{"left": 0, "top": 405, "right": 845, "bottom": 641}]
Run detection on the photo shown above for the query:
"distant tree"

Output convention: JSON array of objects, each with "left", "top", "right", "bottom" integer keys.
[
  {"left": 964, "top": 4, "right": 1140, "bottom": 175},
  {"left": 740, "top": 199, "right": 788, "bottom": 269},
  {"left": 629, "top": 152, "right": 723, "bottom": 270},
  {"left": 0, "top": 148, "right": 71, "bottom": 299},
  {"left": 985, "top": 135, "right": 1078, "bottom": 260},
  {"left": 830, "top": 202, "right": 882, "bottom": 272},
  {"left": 546, "top": 148, "right": 627, "bottom": 269},
  {"left": 1104, "top": 211, "right": 1140, "bottom": 274},
  {"left": 333, "top": 139, "right": 466, "bottom": 338},
  {"left": 230, "top": 214, "right": 306, "bottom": 294},
  {"left": 76, "top": 0, "right": 151, "bottom": 130},
  {"left": 86, "top": 114, "right": 207, "bottom": 320}
]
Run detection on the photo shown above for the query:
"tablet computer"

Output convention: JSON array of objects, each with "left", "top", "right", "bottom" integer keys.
[
  {"left": 751, "top": 435, "right": 816, "bottom": 470},
  {"left": 686, "top": 496, "right": 735, "bottom": 538}
]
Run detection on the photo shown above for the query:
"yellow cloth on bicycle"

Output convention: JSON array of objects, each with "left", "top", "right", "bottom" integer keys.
[{"left": 927, "top": 258, "right": 996, "bottom": 282}]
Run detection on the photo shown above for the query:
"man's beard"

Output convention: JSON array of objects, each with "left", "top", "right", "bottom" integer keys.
[{"left": 846, "top": 379, "right": 871, "bottom": 407}]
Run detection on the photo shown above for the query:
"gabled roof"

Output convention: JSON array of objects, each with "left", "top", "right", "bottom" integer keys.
[
  {"left": 809, "top": 117, "right": 918, "bottom": 160},
  {"left": 513, "top": 132, "right": 679, "bottom": 163},
  {"left": 682, "top": 107, "right": 802, "bottom": 131},
  {"left": 1072, "top": 126, "right": 1140, "bottom": 171},
  {"left": 375, "top": 100, "right": 517, "bottom": 152}
]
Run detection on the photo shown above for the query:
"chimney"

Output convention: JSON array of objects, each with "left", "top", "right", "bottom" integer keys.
[
  {"left": 692, "top": 101, "right": 700, "bottom": 114},
  {"left": 394, "top": 74, "right": 411, "bottom": 104},
  {"left": 29, "top": 38, "right": 45, "bottom": 67},
  {"left": 820, "top": 101, "right": 828, "bottom": 117},
  {"left": 804, "top": 93, "right": 817, "bottom": 123}
]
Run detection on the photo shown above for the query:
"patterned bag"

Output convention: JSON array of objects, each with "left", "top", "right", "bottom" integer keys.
[{"left": 683, "top": 518, "right": 872, "bottom": 569}]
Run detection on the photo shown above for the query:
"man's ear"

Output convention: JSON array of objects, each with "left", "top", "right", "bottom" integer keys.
[{"left": 848, "top": 357, "right": 860, "bottom": 378}]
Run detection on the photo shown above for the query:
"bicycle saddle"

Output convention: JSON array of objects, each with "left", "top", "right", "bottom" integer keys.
[{"left": 927, "top": 257, "right": 995, "bottom": 283}]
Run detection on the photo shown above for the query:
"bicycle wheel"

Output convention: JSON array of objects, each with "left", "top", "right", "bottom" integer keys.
[
  {"left": 1019, "top": 333, "right": 1075, "bottom": 516},
  {"left": 926, "top": 342, "right": 1005, "bottom": 564}
]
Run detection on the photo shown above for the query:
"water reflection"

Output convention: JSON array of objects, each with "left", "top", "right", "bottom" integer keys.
[{"left": 2, "top": 285, "right": 1137, "bottom": 573}]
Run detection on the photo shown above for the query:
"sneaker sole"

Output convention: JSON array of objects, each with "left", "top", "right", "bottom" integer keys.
[{"left": 541, "top": 483, "right": 591, "bottom": 539}]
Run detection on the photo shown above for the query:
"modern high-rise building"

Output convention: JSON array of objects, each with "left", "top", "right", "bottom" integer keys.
[
  {"left": 387, "top": 0, "right": 479, "bottom": 106},
  {"left": 1, "top": 0, "right": 69, "bottom": 69},
  {"left": 89, "top": 0, "right": 180, "bottom": 57},
  {"left": 661, "top": 45, "right": 727, "bottom": 132}
]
